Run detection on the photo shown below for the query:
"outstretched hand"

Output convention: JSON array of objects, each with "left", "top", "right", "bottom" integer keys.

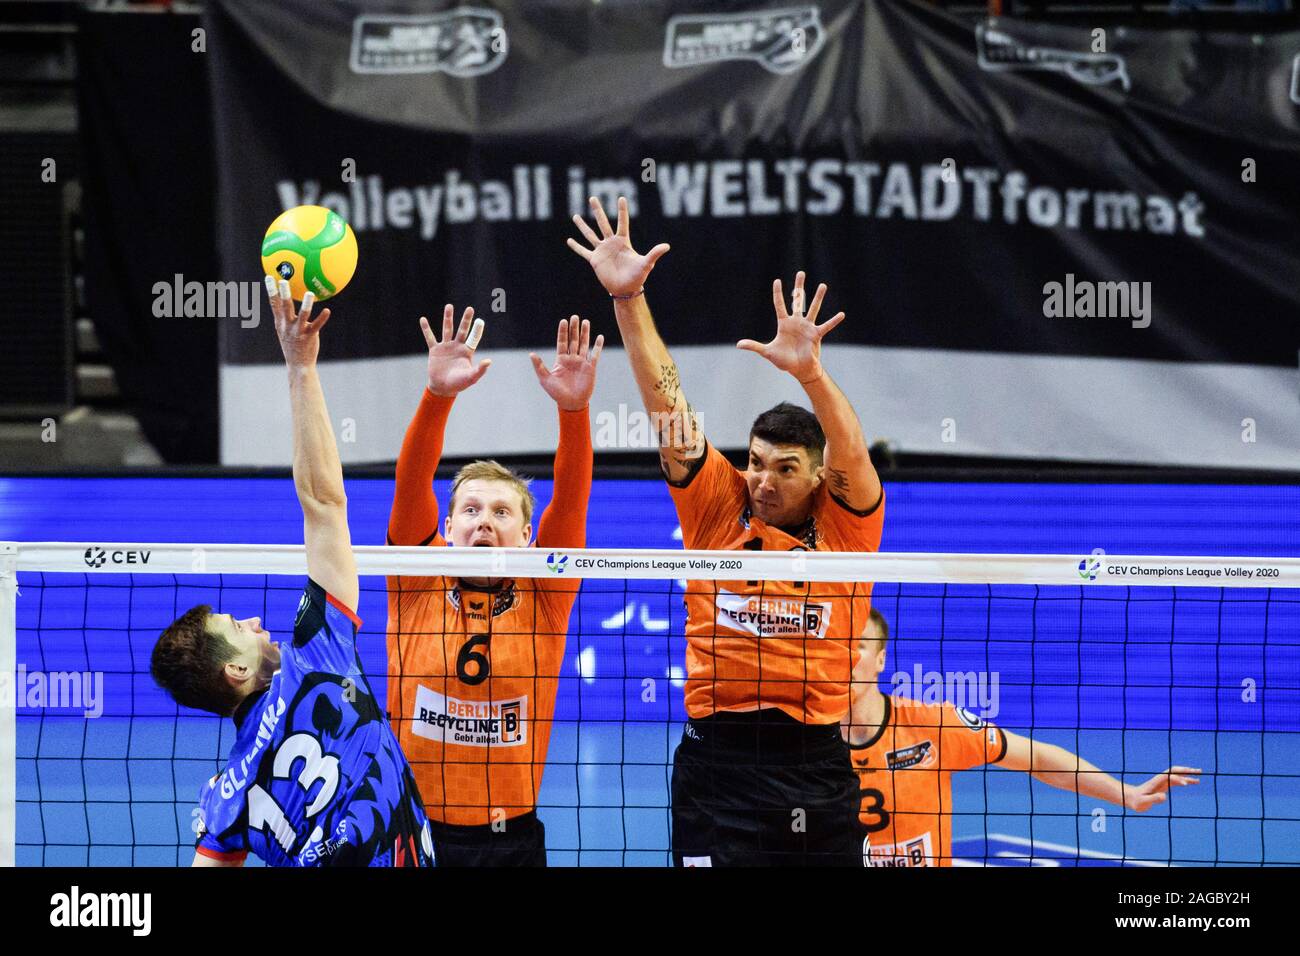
[
  {"left": 567, "top": 196, "right": 670, "bottom": 297},
  {"left": 268, "top": 277, "right": 331, "bottom": 369},
  {"left": 423, "top": 304, "right": 490, "bottom": 397},
  {"left": 1125, "top": 766, "right": 1202, "bottom": 812},
  {"left": 531, "top": 315, "right": 604, "bottom": 411},
  {"left": 737, "top": 271, "right": 845, "bottom": 385}
]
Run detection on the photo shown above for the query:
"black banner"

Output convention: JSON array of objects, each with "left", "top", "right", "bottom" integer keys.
[
  {"left": 75, "top": 7, "right": 220, "bottom": 464},
  {"left": 206, "top": 0, "right": 1300, "bottom": 468}
]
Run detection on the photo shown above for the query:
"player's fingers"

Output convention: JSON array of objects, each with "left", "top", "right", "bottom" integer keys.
[
  {"left": 805, "top": 283, "right": 828, "bottom": 324},
  {"left": 1168, "top": 766, "right": 1203, "bottom": 775},
  {"left": 590, "top": 196, "right": 614, "bottom": 238},
  {"left": 265, "top": 275, "right": 288, "bottom": 327},
  {"left": 456, "top": 306, "right": 474, "bottom": 342},
  {"left": 645, "top": 243, "right": 671, "bottom": 267},
  {"left": 264, "top": 274, "right": 281, "bottom": 314},
  {"left": 465, "top": 316, "right": 484, "bottom": 351},
  {"left": 790, "top": 286, "right": 805, "bottom": 318},
  {"left": 469, "top": 358, "right": 492, "bottom": 384},
  {"left": 591, "top": 333, "right": 605, "bottom": 366},
  {"left": 556, "top": 316, "right": 568, "bottom": 357},
  {"left": 569, "top": 313, "right": 581, "bottom": 356},
  {"left": 816, "top": 311, "right": 847, "bottom": 338},
  {"left": 441, "top": 304, "right": 454, "bottom": 343},
  {"left": 570, "top": 217, "right": 600, "bottom": 249},
  {"left": 617, "top": 196, "right": 629, "bottom": 237},
  {"left": 418, "top": 315, "right": 437, "bottom": 349},
  {"left": 297, "top": 291, "right": 316, "bottom": 324},
  {"left": 737, "top": 338, "right": 765, "bottom": 354},
  {"left": 278, "top": 280, "right": 295, "bottom": 321},
  {"left": 529, "top": 352, "right": 548, "bottom": 379},
  {"left": 772, "top": 279, "right": 789, "bottom": 322},
  {"left": 578, "top": 317, "right": 591, "bottom": 359},
  {"left": 564, "top": 234, "right": 595, "bottom": 260},
  {"left": 308, "top": 307, "right": 331, "bottom": 334}
]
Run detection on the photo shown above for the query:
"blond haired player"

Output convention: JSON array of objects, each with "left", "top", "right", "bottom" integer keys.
[
  {"left": 570, "top": 197, "right": 883, "bottom": 866},
  {"left": 386, "top": 306, "right": 601, "bottom": 866},
  {"left": 844, "top": 609, "right": 1202, "bottom": 866}
]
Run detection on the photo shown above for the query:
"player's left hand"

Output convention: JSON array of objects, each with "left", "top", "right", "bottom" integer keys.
[
  {"left": 737, "top": 271, "right": 845, "bottom": 385},
  {"left": 1124, "top": 766, "right": 1202, "bottom": 812},
  {"left": 268, "top": 276, "right": 330, "bottom": 369},
  {"left": 531, "top": 316, "right": 603, "bottom": 411}
]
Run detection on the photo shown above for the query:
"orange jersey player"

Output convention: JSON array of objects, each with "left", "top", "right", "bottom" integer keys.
[
  {"left": 570, "top": 196, "right": 883, "bottom": 866},
  {"left": 386, "top": 306, "right": 602, "bottom": 867},
  {"left": 843, "top": 609, "right": 1202, "bottom": 866}
]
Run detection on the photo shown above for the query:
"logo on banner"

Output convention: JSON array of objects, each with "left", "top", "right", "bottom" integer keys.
[
  {"left": 1291, "top": 54, "right": 1300, "bottom": 105},
  {"left": 546, "top": 553, "right": 568, "bottom": 574},
  {"left": 83, "top": 547, "right": 151, "bottom": 569},
  {"left": 412, "top": 686, "right": 527, "bottom": 747},
  {"left": 351, "top": 8, "right": 507, "bottom": 76},
  {"left": 976, "top": 22, "right": 1130, "bottom": 91},
  {"left": 714, "top": 589, "right": 830, "bottom": 638},
  {"left": 663, "top": 7, "right": 825, "bottom": 75}
]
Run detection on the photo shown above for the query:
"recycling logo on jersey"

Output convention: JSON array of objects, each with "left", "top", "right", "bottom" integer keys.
[
  {"left": 412, "top": 686, "right": 527, "bottom": 747},
  {"left": 714, "top": 589, "right": 831, "bottom": 638}
]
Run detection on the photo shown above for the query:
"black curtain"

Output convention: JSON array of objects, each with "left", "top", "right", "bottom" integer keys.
[{"left": 75, "top": 7, "right": 218, "bottom": 463}]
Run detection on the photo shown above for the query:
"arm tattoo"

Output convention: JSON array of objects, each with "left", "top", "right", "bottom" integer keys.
[
  {"left": 653, "top": 363, "right": 681, "bottom": 400},
  {"left": 828, "top": 468, "right": 851, "bottom": 496},
  {"left": 655, "top": 403, "right": 704, "bottom": 452}
]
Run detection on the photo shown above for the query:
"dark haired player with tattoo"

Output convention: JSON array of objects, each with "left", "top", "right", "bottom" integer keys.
[{"left": 570, "top": 197, "right": 884, "bottom": 866}]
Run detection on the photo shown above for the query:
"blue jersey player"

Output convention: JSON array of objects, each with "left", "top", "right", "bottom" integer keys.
[{"left": 150, "top": 277, "right": 434, "bottom": 867}]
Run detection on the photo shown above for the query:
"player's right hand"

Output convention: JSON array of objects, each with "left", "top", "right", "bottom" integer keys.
[
  {"left": 268, "top": 276, "right": 330, "bottom": 370},
  {"left": 422, "top": 304, "right": 490, "bottom": 396},
  {"left": 1124, "top": 766, "right": 1202, "bottom": 812},
  {"left": 567, "top": 196, "right": 670, "bottom": 297}
]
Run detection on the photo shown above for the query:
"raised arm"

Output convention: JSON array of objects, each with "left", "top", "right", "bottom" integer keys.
[
  {"left": 531, "top": 316, "right": 600, "bottom": 550},
  {"left": 568, "top": 196, "right": 704, "bottom": 483},
  {"left": 268, "top": 277, "right": 358, "bottom": 612},
  {"left": 1000, "top": 731, "right": 1202, "bottom": 812},
  {"left": 739, "top": 272, "right": 881, "bottom": 512},
  {"left": 389, "top": 304, "right": 489, "bottom": 546}
]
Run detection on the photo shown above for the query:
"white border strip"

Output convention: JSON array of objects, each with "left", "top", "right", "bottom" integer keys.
[
  {"left": 7, "top": 543, "right": 1300, "bottom": 588},
  {"left": 0, "top": 545, "right": 17, "bottom": 867},
  {"left": 222, "top": 345, "right": 1300, "bottom": 470}
]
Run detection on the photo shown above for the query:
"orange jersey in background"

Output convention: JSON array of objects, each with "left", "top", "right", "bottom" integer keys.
[
  {"left": 385, "top": 390, "right": 590, "bottom": 826},
  {"left": 848, "top": 695, "right": 1006, "bottom": 866},
  {"left": 669, "top": 443, "right": 885, "bottom": 724}
]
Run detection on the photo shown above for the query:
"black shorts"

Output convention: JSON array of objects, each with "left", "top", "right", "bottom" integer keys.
[
  {"left": 671, "top": 709, "right": 865, "bottom": 867},
  {"left": 426, "top": 810, "right": 547, "bottom": 867}
]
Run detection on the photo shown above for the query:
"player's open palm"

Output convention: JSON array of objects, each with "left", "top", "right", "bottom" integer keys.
[
  {"left": 568, "top": 196, "right": 670, "bottom": 297},
  {"left": 268, "top": 277, "right": 330, "bottom": 369},
  {"left": 1125, "top": 766, "right": 1202, "bottom": 812},
  {"left": 531, "top": 316, "right": 604, "bottom": 411},
  {"left": 738, "top": 271, "right": 846, "bottom": 385},
  {"left": 423, "top": 304, "right": 490, "bottom": 396}
]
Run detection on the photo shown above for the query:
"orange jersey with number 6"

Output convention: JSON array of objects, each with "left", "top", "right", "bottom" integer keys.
[{"left": 385, "top": 390, "right": 589, "bottom": 827}]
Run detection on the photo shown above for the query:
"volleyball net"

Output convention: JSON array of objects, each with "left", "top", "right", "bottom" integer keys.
[{"left": 2, "top": 542, "right": 1298, "bottom": 866}]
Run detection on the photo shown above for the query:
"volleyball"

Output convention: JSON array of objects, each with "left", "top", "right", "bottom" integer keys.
[{"left": 259, "top": 205, "right": 358, "bottom": 302}]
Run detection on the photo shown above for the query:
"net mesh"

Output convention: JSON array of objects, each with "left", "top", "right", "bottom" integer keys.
[{"left": 4, "top": 544, "right": 1298, "bottom": 866}]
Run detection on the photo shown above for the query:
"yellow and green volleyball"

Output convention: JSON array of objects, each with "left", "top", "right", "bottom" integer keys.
[{"left": 260, "top": 205, "right": 358, "bottom": 302}]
